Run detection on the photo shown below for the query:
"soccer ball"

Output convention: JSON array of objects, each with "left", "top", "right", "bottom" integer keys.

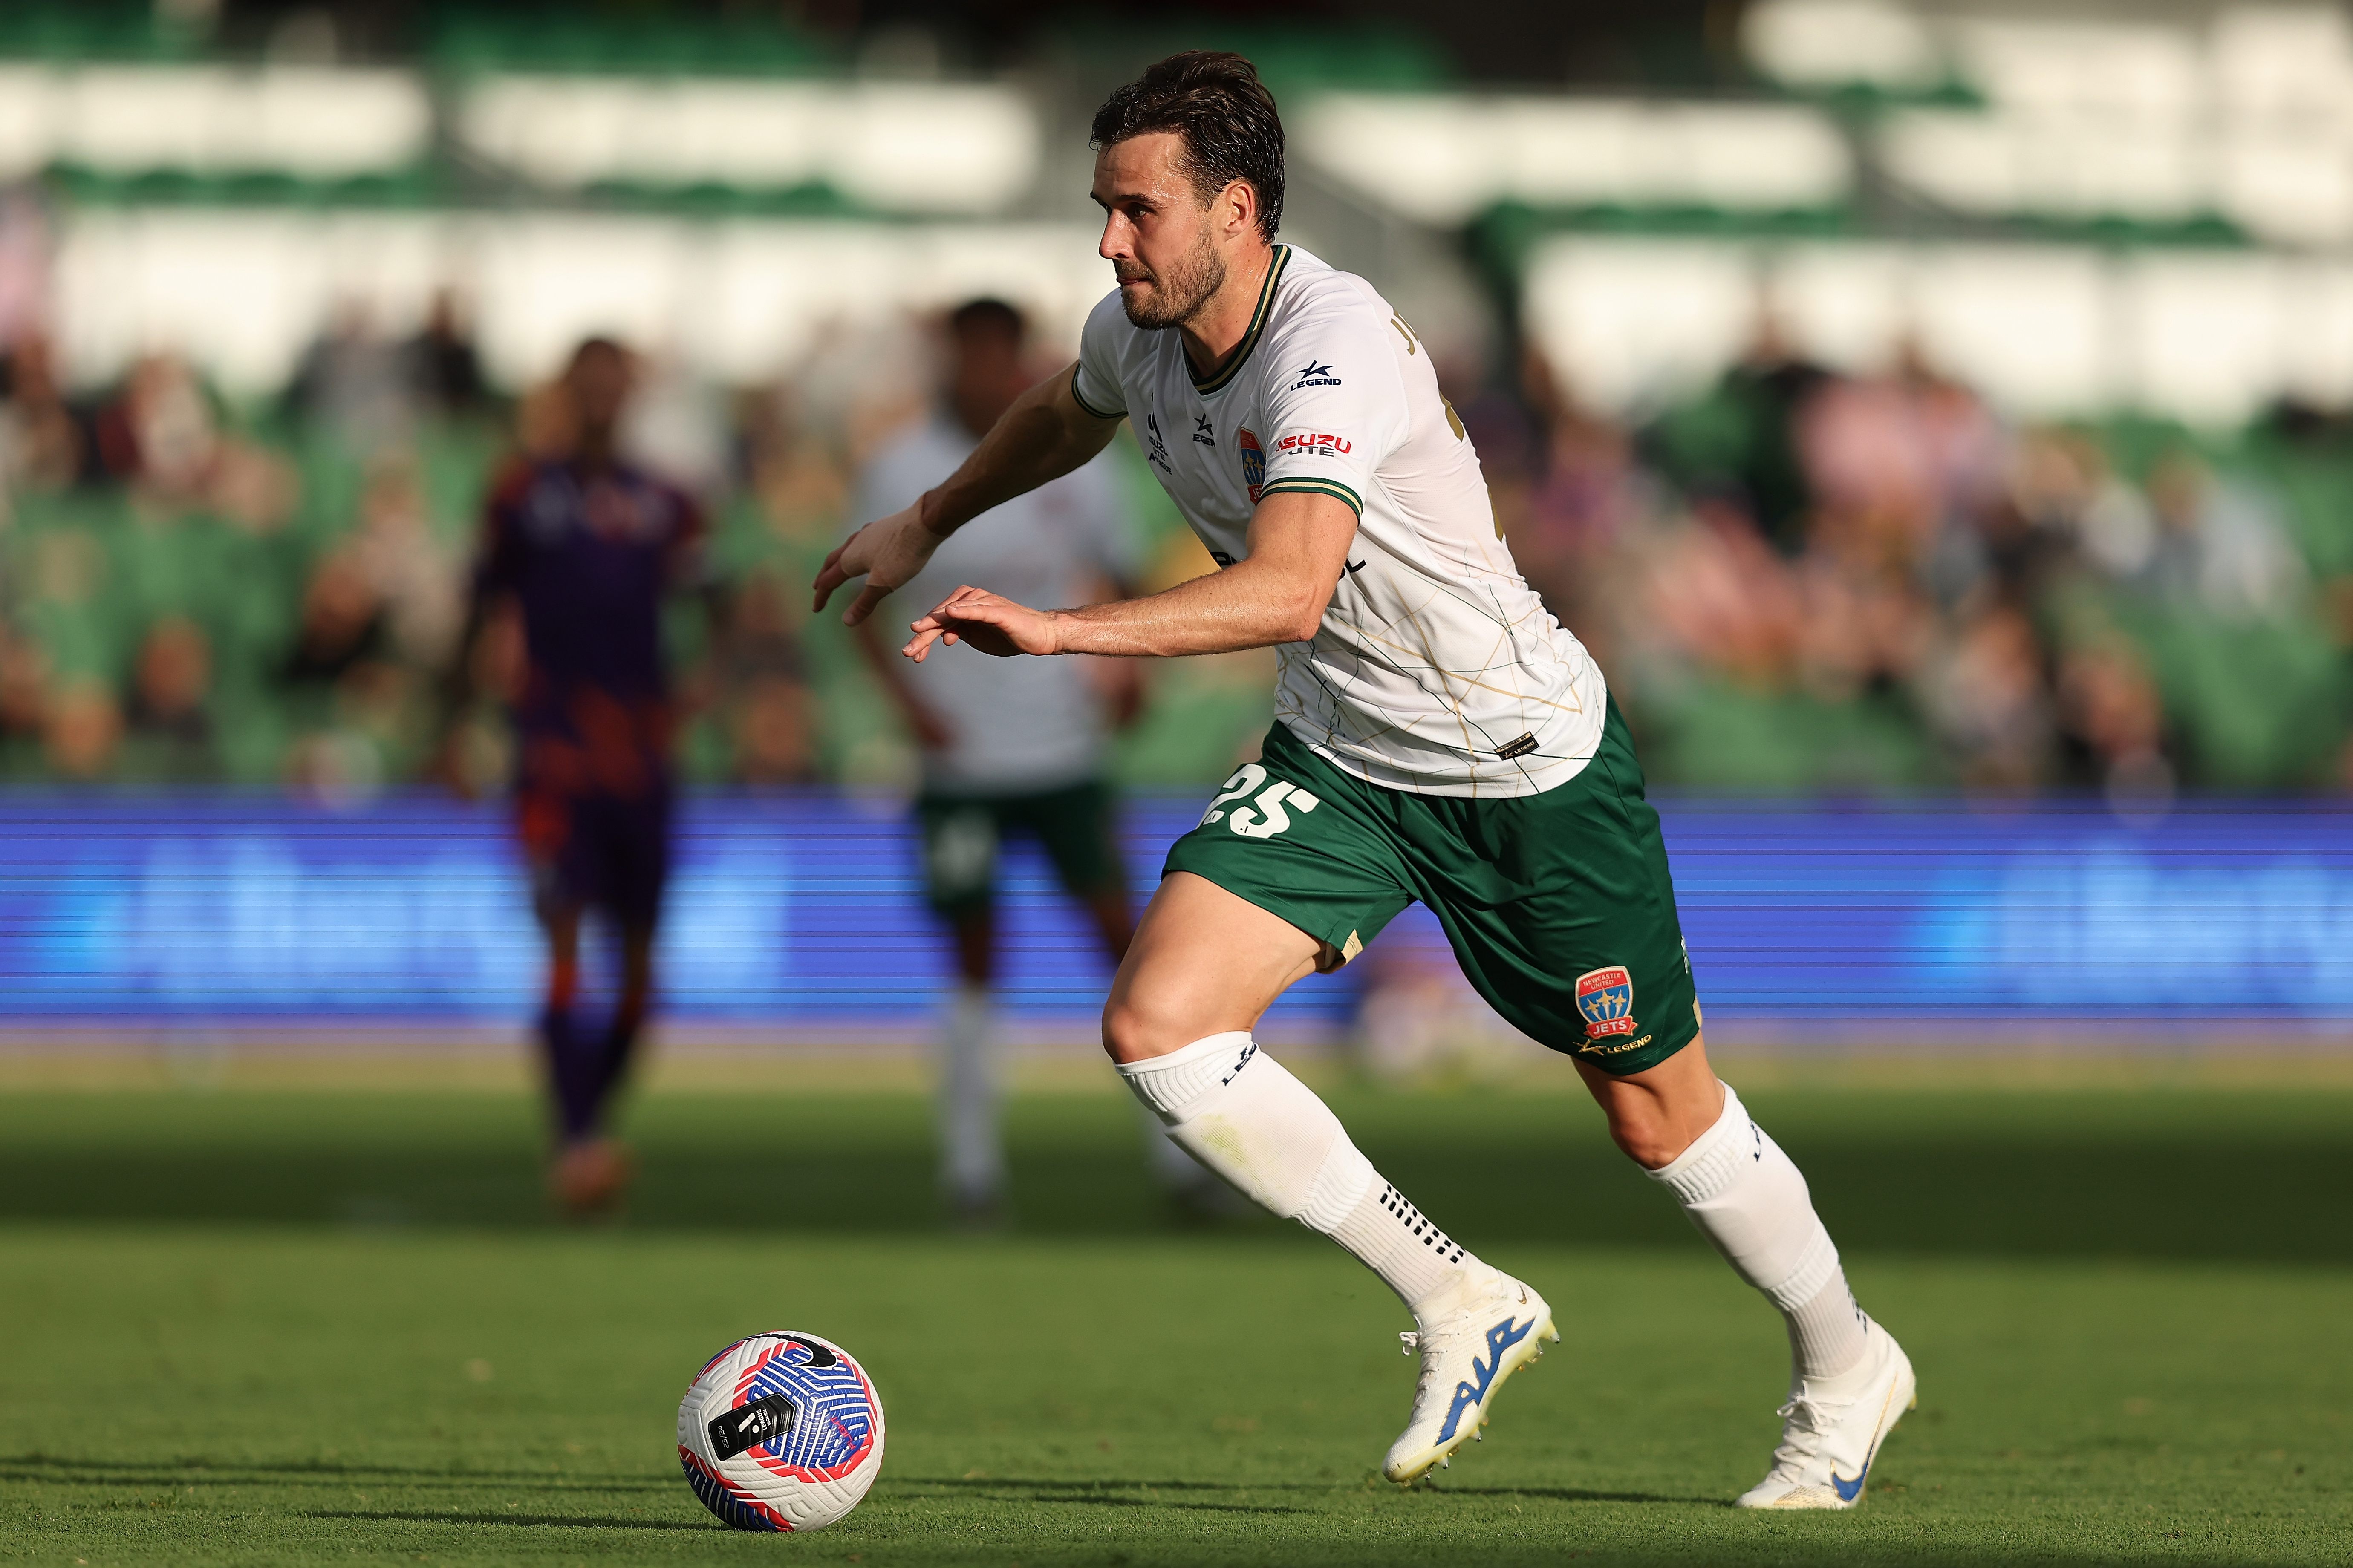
[{"left": 676, "top": 1331, "right": 886, "bottom": 1532}]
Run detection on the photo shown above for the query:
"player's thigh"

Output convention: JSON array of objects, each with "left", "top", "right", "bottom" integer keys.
[
  {"left": 1425, "top": 710, "right": 1701, "bottom": 1078},
  {"left": 1109, "top": 736, "right": 1415, "bottom": 1062},
  {"left": 1101, "top": 872, "right": 1323, "bottom": 1063}
]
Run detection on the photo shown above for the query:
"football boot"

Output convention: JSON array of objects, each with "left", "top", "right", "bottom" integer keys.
[
  {"left": 1735, "top": 1319, "right": 1917, "bottom": 1509},
  {"left": 1382, "top": 1268, "right": 1557, "bottom": 1483},
  {"left": 551, "top": 1137, "right": 635, "bottom": 1217}
]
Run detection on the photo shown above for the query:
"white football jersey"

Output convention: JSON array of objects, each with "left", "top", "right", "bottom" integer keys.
[{"left": 1074, "top": 245, "right": 1605, "bottom": 797}]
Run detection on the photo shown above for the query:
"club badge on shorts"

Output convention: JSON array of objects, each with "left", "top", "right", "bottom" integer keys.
[{"left": 1574, "top": 966, "right": 1637, "bottom": 1038}]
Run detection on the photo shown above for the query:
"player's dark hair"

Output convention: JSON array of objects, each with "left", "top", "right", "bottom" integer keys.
[
  {"left": 947, "top": 297, "right": 1025, "bottom": 342},
  {"left": 567, "top": 335, "right": 627, "bottom": 369},
  {"left": 1090, "top": 52, "right": 1284, "bottom": 242}
]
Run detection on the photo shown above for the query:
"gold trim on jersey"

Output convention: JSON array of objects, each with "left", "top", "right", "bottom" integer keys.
[
  {"left": 1191, "top": 244, "right": 1291, "bottom": 398},
  {"left": 1259, "top": 476, "right": 1363, "bottom": 517},
  {"left": 1070, "top": 370, "right": 1125, "bottom": 421}
]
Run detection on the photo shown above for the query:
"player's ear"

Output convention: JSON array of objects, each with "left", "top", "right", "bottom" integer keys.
[{"left": 1221, "top": 178, "right": 1256, "bottom": 240}]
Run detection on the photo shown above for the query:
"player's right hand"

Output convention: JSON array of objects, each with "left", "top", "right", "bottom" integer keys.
[{"left": 813, "top": 504, "right": 943, "bottom": 626}]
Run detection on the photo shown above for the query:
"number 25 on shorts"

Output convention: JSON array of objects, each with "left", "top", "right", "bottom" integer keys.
[{"left": 1199, "top": 764, "right": 1323, "bottom": 840}]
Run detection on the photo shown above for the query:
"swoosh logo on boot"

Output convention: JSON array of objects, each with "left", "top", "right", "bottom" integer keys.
[{"left": 1828, "top": 1376, "right": 1907, "bottom": 1503}]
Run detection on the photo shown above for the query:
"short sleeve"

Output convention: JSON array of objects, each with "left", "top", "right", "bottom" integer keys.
[
  {"left": 1071, "top": 290, "right": 1132, "bottom": 421},
  {"left": 1253, "top": 307, "right": 1409, "bottom": 520}
]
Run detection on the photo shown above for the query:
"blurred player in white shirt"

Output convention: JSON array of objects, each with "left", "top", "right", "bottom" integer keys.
[{"left": 853, "top": 298, "right": 1210, "bottom": 1221}]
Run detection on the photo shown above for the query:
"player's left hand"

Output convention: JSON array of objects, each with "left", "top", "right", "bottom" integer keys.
[
  {"left": 904, "top": 586, "right": 1059, "bottom": 661},
  {"left": 813, "top": 504, "right": 943, "bottom": 627}
]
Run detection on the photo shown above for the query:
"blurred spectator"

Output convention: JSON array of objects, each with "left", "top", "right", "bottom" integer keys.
[
  {"left": 0, "top": 629, "right": 50, "bottom": 767},
  {"left": 42, "top": 677, "right": 120, "bottom": 782},
  {"left": 280, "top": 533, "right": 407, "bottom": 800},
  {"left": 1637, "top": 499, "right": 1805, "bottom": 688},
  {"left": 282, "top": 550, "right": 387, "bottom": 690},
  {"left": 1791, "top": 505, "right": 1937, "bottom": 701},
  {"left": 742, "top": 381, "right": 850, "bottom": 547},
  {"left": 207, "top": 438, "right": 302, "bottom": 534},
  {"left": 347, "top": 454, "right": 462, "bottom": 668},
  {"left": 1920, "top": 601, "right": 2054, "bottom": 789},
  {"left": 283, "top": 729, "right": 385, "bottom": 807},
  {"left": 122, "top": 616, "right": 217, "bottom": 781},
  {"left": 402, "top": 288, "right": 491, "bottom": 419},
  {"left": 93, "top": 354, "right": 216, "bottom": 501},
  {"left": 1796, "top": 339, "right": 2005, "bottom": 563},
  {"left": 289, "top": 299, "right": 411, "bottom": 451},
  {"left": 2056, "top": 628, "right": 2171, "bottom": 804},
  {"left": 83, "top": 352, "right": 298, "bottom": 530},
  {"left": 722, "top": 567, "right": 815, "bottom": 786},
  {"left": 0, "top": 334, "right": 88, "bottom": 493},
  {"left": 623, "top": 350, "right": 732, "bottom": 500},
  {"left": 2010, "top": 428, "right": 2156, "bottom": 582},
  {"left": 0, "top": 191, "right": 50, "bottom": 351},
  {"left": 1643, "top": 311, "right": 1829, "bottom": 555},
  {"left": 2144, "top": 451, "right": 2307, "bottom": 620},
  {"left": 1716, "top": 313, "right": 1828, "bottom": 551}
]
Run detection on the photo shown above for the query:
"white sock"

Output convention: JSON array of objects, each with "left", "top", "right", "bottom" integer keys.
[
  {"left": 1647, "top": 1081, "right": 1870, "bottom": 1381},
  {"left": 1136, "top": 1099, "right": 1219, "bottom": 1196},
  {"left": 1119, "top": 1032, "right": 1482, "bottom": 1315},
  {"left": 936, "top": 984, "right": 1002, "bottom": 1206},
  {"left": 1785, "top": 1275, "right": 1872, "bottom": 1383}
]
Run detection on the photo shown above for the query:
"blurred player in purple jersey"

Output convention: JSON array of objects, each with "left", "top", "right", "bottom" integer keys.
[{"left": 444, "top": 337, "right": 705, "bottom": 1216}]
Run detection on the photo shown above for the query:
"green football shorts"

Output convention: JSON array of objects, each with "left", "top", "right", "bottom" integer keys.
[
  {"left": 1162, "top": 701, "right": 1700, "bottom": 1075},
  {"left": 917, "top": 777, "right": 1127, "bottom": 920}
]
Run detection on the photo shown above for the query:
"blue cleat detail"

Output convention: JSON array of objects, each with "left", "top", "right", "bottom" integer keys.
[{"left": 1435, "top": 1316, "right": 1536, "bottom": 1443}]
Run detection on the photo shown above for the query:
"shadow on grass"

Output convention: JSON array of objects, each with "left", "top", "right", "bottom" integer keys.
[
  {"left": 891, "top": 1474, "right": 1709, "bottom": 1509},
  {"left": 0, "top": 1087, "right": 2346, "bottom": 1264},
  {"left": 0, "top": 1453, "right": 669, "bottom": 1492},
  {"left": 308, "top": 1510, "right": 712, "bottom": 1532},
  {"left": 889, "top": 1476, "right": 1311, "bottom": 1514},
  {"left": 1427, "top": 1483, "right": 1723, "bottom": 1507},
  {"left": 884, "top": 1476, "right": 1713, "bottom": 1514}
]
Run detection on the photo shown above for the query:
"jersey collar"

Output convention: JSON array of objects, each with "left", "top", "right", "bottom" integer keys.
[{"left": 1189, "top": 244, "right": 1290, "bottom": 398}]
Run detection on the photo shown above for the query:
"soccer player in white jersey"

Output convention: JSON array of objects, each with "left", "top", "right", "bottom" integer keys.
[
  {"left": 815, "top": 52, "right": 1914, "bottom": 1505},
  {"left": 853, "top": 297, "right": 1218, "bottom": 1222}
]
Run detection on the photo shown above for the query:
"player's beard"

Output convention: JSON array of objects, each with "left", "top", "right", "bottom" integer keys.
[{"left": 1116, "top": 227, "right": 1227, "bottom": 331}]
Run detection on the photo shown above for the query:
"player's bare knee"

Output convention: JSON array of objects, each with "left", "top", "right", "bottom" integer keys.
[
  {"left": 1605, "top": 1107, "right": 1687, "bottom": 1171},
  {"left": 1100, "top": 991, "right": 1204, "bottom": 1065},
  {"left": 1099, "top": 997, "right": 1158, "bottom": 1065}
]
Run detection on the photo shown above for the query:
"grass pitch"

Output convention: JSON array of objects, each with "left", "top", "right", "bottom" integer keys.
[{"left": 0, "top": 1068, "right": 2347, "bottom": 1565}]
